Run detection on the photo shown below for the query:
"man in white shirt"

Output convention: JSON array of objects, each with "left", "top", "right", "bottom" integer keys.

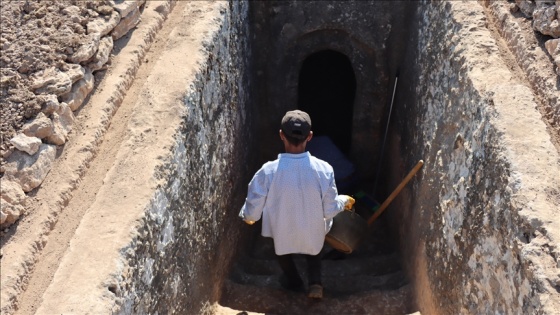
[{"left": 239, "top": 110, "right": 354, "bottom": 299}]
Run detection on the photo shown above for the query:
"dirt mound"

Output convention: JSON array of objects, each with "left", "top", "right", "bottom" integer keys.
[{"left": 0, "top": 0, "right": 109, "bottom": 169}]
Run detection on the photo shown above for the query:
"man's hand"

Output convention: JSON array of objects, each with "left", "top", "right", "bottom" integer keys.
[
  {"left": 244, "top": 220, "right": 255, "bottom": 225},
  {"left": 342, "top": 195, "right": 355, "bottom": 210}
]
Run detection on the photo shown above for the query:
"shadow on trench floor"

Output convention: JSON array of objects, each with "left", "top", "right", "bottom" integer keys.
[{"left": 219, "top": 201, "right": 416, "bottom": 315}]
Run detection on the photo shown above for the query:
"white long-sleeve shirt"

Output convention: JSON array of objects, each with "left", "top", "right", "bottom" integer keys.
[{"left": 239, "top": 152, "right": 347, "bottom": 255}]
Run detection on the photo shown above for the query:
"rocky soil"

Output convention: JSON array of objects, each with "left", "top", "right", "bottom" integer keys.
[
  {"left": 1, "top": 0, "right": 145, "bottom": 228},
  {"left": 1, "top": 0, "right": 107, "bottom": 158}
]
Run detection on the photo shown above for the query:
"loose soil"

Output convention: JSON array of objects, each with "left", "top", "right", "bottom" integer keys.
[{"left": 0, "top": 0, "right": 112, "bottom": 166}]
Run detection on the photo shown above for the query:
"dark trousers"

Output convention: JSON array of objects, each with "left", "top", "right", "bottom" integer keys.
[{"left": 276, "top": 253, "right": 322, "bottom": 287}]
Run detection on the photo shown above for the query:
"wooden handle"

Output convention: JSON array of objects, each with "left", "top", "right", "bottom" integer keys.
[{"left": 367, "top": 160, "right": 424, "bottom": 226}]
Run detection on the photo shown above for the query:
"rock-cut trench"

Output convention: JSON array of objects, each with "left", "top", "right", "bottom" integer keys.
[{"left": 3, "top": 1, "right": 560, "bottom": 315}]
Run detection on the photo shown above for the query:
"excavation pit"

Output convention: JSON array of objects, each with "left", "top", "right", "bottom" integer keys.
[{"left": 2, "top": 1, "right": 559, "bottom": 315}]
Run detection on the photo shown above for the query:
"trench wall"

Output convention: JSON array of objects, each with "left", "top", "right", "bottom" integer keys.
[
  {"left": 118, "top": 4, "right": 253, "bottom": 313},
  {"left": 389, "top": 1, "right": 560, "bottom": 314},
  {"left": 36, "top": 2, "right": 254, "bottom": 314}
]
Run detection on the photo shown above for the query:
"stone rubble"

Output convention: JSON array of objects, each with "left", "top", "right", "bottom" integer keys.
[
  {"left": 87, "top": 11, "right": 121, "bottom": 37},
  {"left": 46, "top": 103, "right": 75, "bottom": 146},
  {"left": 22, "top": 112, "right": 54, "bottom": 139},
  {"left": 39, "top": 94, "right": 61, "bottom": 117},
  {"left": 88, "top": 36, "right": 114, "bottom": 71},
  {"left": 0, "top": 180, "right": 27, "bottom": 228},
  {"left": 30, "top": 67, "right": 74, "bottom": 96},
  {"left": 545, "top": 38, "right": 560, "bottom": 74},
  {"left": 9, "top": 134, "right": 42, "bottom": 156},
  {"left": 513, "top": 0, "right": 560, "bottom": 73},
  {"left": 0, "top": 0, "right": 147, "bottom": 229},
  {"left": 112, "top": 6, "right": 142, "bottom": 40},
  {"left": 61, "top": 68, "right": 94, "bottom": 111},
  {"left": 4, "top": 144, "right": 56, "bottom": 193}
]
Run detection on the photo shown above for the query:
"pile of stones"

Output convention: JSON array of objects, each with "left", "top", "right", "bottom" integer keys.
[
  {"left": 1, "top": 0, "right": 145, "bottom": 229},
  {"left": 513, "top": 0, "right": 560, "bottom": 74}
]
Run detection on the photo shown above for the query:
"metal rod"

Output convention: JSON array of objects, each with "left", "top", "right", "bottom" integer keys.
[{"left": 373, "top": 74, "right": 398, "bottom": 197}]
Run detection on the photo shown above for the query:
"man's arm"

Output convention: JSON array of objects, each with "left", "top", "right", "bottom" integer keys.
[
  {"left": 322, "top": 172, "right": 354, "bottom": 219},
  {"left": 239, "top": 168, "right": 268, "bottom": 224}
]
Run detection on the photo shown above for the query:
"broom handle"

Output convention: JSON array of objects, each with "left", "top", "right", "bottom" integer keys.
[{"left": 367, "top": 160, "right": 424, "bottom": 226}]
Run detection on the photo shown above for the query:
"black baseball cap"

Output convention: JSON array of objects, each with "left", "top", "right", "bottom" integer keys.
[{"left": 281, "top": 110, "right": 312, "bottom": 140}]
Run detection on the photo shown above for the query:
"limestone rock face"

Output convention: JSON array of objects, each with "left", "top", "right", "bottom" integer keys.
[
  {"left": 46, "top": 103, "right": 75, "bottom": 145},
  {"left": 68, "top": 33, "right": 101, "bottom": 64},
  {"left": 89, "top": 36, "right": 113, "bottom": 71},
  {"left": 112, "top": 6, "right": 141, "bottom": 40},
  {"left": 533, "top": 5, "right": 560, "bottom": 38},
  {"left": 61, "top": 69, "right": 94, "bottom": 111},
  {"left": 22, "top": 112, "right": 54, "bottom": 139},
  {"left": 30, "top": 67, "right": 73, "bottom": 96},
  {"left": 4, "top": 144, "right": 56, "bottom": 192},
  {"left": 40, "top": 94, "right": 61, "bottom": 116},
  {"left": 9, "top": 134, "right": 42, "bottom": 155},
  {"left": 87, "top": 11, "right": 121, "bottom": 36},
  {"left": 0, "top": 181, "right": 27, "bottom": 228}
]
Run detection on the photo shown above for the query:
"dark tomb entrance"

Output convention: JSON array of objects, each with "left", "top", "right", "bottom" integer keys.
[{"left": 297, "top": 50, "right": 356, "bottom": 155}]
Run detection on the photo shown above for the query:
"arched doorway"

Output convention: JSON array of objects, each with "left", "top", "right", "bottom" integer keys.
[{"left": 298, "top": 50, "right": 356, "bottom": 155}]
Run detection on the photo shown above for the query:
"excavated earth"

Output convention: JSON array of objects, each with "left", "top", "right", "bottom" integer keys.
[{"left": 0, "top": 0, "right": 559, "bottom": 314}]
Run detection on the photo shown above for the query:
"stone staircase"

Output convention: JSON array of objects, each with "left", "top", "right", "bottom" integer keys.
[{"left": 219, "top": 210, "right": 416, "bottom": 314}]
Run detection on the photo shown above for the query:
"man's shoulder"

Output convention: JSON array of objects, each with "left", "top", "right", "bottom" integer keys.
[
  {"left": 309, "top": 155, "right": 334, "bottom": 172},
  {"left": 261, "top": 159, "right": 280, "bottom": 172}
]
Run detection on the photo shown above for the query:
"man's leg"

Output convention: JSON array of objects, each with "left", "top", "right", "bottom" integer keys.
[
  {"left": 305, "top": 253, "right": 322, "bottom": 285},
  {"left": 276, "top": 254, "right": 304, "bottom": 291},
  {"left": 306, "top": 253, "right": 323, "bottom": 299}
]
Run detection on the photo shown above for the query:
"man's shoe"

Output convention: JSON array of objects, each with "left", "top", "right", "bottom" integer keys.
[{"left": 307, "top": 284, "right": 323, "bottom": 299}]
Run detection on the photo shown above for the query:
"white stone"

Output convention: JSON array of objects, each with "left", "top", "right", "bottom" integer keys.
[
  {"left": 41, "top": 94, "right": 61, "bottom": 116},
  {"left": 68, "top": 33, "right": 100, "bottom": 63},
  {"left": 112, "top": 0, "right": 140, "bottom": 18},
  {"left": 87, "top": 11, "right": 121, "bottom": 36},
  {"left": 112, "top": 6, "right": 141, "bottom": 40},
  {"left": 545, "top": 38, "right": 560, "bottom": 54},
  {"left": 61, "top": 69, "right": 94, "bottom": 111},
  {"left": 4, "top": 144, "right": 56, "bottom": 192},
  {"left": 545, "top": 38, "right": 560, "bottom": 75},
  {"left": 533, "top": 6, "right": 560, "bottom": 38},
  {"left": 22, "top": 112, "right": 54, "bottom": 139},
  {"left": 64, "top": 63, "right": 86, "bottom": 83},
  {"left": 46, "top": 103, "right": 75, "bottom": 145},
  {"left": 515, "top": 0, "right": 536, "bottom": 17},
  {"left": 89, "top": 36, "right": 113, "bottom": 71},
  {"left": 30, "top": 67, "right": 73, "bottom": 96},
  {"left": 0, "top": 180, "right": 27, "bottom": 206},
  {"left": 0, "top": 201, "right": 24, "bottom": 228},
  {"left": 9, "top": 134, "right": 42, "bottom": 155},
  {"left": 62, "top": 5, "right": 81, "bottom": 16}
]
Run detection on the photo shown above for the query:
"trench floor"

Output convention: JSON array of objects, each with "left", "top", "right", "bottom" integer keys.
[{"left": 217, "top": 198, "right": 418, "bottom": 315}]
